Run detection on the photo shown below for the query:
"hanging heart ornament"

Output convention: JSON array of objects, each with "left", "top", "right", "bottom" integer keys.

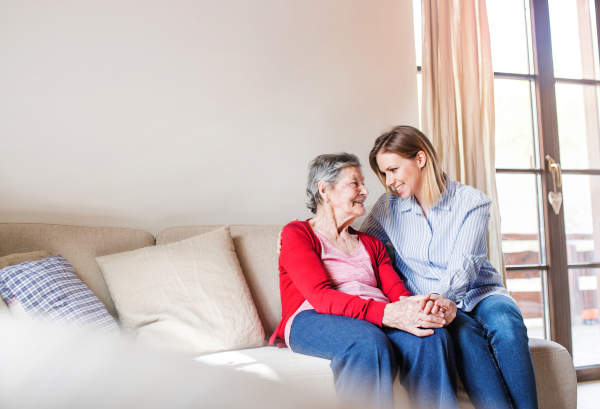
[
  {"left": 546, "top": 155, "right": 563, "bottom": 215},
  {"left": 548, "top": 191, "right": 562, "bottom": 215}
]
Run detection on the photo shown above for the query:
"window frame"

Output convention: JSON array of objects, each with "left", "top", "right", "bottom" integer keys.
[{"left": 532, "top": 0, "right": 600, "bottom": 382}]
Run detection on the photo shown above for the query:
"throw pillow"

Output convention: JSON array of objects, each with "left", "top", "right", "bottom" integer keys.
[
  {"left": 0, "top": 255, "right": 119, "bottom": 335},
  {"left": 95, "top": 225, "right": 265, "bottom": 355},
  {"left": 0, "top": 250, "right": 53, "bottom": 269}
]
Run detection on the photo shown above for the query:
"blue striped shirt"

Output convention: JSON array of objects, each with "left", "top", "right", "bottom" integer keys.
[{"left": 360, "top": 179, "right": 510, "bottom": 312}]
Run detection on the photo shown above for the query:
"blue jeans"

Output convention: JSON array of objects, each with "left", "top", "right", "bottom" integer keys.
[
  {"left": 289, "top": 310, "right": 458, "bottom": 409},
  {"left": 446, "top": 295, "right": 538, "bottom": 409}
]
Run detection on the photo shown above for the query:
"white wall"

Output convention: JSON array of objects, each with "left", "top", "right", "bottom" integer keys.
[{"left": 0, "top": 0, "right": 418, "bottom": 234}]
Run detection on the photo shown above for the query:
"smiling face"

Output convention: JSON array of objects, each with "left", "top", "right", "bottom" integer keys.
[
  {"left": 321, "top": 166, "right": 369, "bottom": 219},
  {"left": 376, "top": 151, "right": 426, "bottom": 201}
]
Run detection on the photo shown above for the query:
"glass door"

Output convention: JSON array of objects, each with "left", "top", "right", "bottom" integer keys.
[
  {"left": 488, "top": 0, "right": 550, "bottom": 342},
  {"left": 414, "top": 0, "right": 600, "bottom": 380},
  {"left": 489, "top": 0, "right": 600, "bottom": 378},
  {"left": 413, "top": 0, "right": 600, "bottom": 382},
  {"left": 547, "top": 0, "right": 600, "bottom": 371}
]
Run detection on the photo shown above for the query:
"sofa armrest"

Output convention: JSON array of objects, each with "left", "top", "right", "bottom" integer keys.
[{"left": 530, "top": 338, "right": 577, "bottom": 409}]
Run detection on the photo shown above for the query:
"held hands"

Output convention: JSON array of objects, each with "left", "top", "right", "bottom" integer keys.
[
  {"left": 402, "top": 293, "right": 457, "bottom": 326},
  {"left": 382, "top": 294, "right": 457, "bottom": 337},
  {"left": 382, "top": 294, "right": 445, "bottom": 337}
]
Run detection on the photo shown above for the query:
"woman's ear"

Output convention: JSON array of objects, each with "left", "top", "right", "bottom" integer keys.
[
  {"left": 318, "top": 181, "right": 329, "bottom": 203},
  {"left": 416, "top": 151, "right": 427, "bottom": 169}
]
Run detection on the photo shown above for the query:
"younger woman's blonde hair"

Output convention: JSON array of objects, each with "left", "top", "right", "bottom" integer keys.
[{"left": 368, "top": 126, "right": 446, "bottom": 211}]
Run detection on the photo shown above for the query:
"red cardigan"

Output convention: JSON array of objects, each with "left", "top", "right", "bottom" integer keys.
[{"left": 268, "top": 220, "right": 411, "bottom": 346}]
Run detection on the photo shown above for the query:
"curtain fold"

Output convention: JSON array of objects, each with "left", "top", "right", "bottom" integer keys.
[{"left": 421, "top": 0, "right": 506, "bottom": 283}]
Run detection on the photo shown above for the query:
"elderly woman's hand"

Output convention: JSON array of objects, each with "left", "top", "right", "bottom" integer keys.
[
  {"left": 399, "top": 294, "right": 445, "bottom": 317},
  {"left": 382, "top": 295, "right": 446, "bottom": 337}
]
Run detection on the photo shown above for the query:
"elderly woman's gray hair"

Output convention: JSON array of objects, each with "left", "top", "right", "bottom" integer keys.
[{"left": 306, "top": 152, "right": 362, "bottom": 214}]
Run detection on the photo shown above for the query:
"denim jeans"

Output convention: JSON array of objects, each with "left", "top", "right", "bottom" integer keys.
[
  {"left": 446, "top": 295, "right": 538, "bottom": 409},
  {"left": 289, "top": 310, "right": 458, "bottom": 409}
]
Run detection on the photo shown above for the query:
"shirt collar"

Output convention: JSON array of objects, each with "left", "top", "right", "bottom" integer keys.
[
  {"left": 431, "top": 176, "right": 454, "bottom": 211},
  {"left": 398, "top": 195, "right": 417, "bottom": 213}
]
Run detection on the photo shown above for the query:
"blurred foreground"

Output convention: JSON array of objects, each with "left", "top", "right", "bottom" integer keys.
[{"left": 0, "top": 317, "right": 341, "bottom": 409}]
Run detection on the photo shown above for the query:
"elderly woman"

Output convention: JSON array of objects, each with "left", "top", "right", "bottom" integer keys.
[{"left": 268, "top": 153, "right": 459, "bottom": 409}]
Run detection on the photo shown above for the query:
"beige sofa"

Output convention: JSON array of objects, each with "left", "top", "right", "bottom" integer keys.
[{"left": 0, "top": 223, "right": 577, "bottom": 409}]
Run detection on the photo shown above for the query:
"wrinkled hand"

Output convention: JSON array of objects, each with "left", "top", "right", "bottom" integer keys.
[
  {"left": 277, "top": 218, "right": 298, "bottom": 254},
  {"left": 428, "top": 294, "right": 457, "bottom": 326},
  {"left": 382, "top": 295, "right": 446, "bottom": 337},
  {"left": 399, "top": 294, "right": 445, "bottom": 317}
]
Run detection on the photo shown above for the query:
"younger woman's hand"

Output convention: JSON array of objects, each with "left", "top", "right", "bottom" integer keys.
[
  {"left": 434, "top": 298, "right": 457, "bottom": 325},
  {"left": 428, "top": 294, "right": 457, "bottom": 326},
  {"left": 277, "top": 218, "right": 298, "bottom": 254}
]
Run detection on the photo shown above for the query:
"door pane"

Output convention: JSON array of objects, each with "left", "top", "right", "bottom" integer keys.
[
  {"left": 506, "top": 270, "right": 546, "bottom": 339},
  {"left": 417, "top": 72, "right": 422, "bottom": 129},
  {"left": 555, "top": 83, "right": 600, "bottom": 169},
  {"left": 495, "top": 79, "right": 536, "bottom": 168},
  {"left": 496, "top": 174, "right": 542, "bottom": 265},
  {"left": 568, "top": 268, "right": 600, "bottom": 367},
  {"left": 486, "top": 0, "right": 530, "bottom": 74},
  {"left": 548, "top": 0, "right": 600, "bottom": 80},
  {"left": 562, "top": 175, "right": 600, "bottom": 264},
  {"left": 413, "top": 0, "right": 422, "bottom": 68}
]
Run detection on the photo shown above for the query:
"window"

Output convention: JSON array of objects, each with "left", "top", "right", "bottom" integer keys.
[{"left": 414, "top": 0, "right": 600, "bottom": 380}]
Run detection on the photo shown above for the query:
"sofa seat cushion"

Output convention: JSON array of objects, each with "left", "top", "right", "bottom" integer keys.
[
  {"left": 196, "top": 339, "right": 576, "bottom": 409},
  {"left": 195, "top": 346, "right": 340, "bottom": 405},
  {"left": 196, "top": 346, "right": 332, "bottom": 385},
  {"left": 195, "top": 346, "right": 415, "bottom": 408}
]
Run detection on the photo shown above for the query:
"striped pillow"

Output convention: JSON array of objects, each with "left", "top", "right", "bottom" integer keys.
[{"left": 0, "top": 255, "right": 119, "bottom": 335}]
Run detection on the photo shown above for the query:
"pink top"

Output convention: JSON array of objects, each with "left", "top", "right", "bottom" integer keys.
[{"left": 284, "top": 228, "right": 390, "bottom": 350}]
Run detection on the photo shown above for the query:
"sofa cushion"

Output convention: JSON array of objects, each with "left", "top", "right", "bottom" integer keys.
[
  {"left": 0, "top": 223, "right": 155, "bottom": 317},
  {"left": 156, "top": 225, "right": 283, "bottom": 337},
  {"left": 0, "top": 250, "right": 53, "bottom": 269},
  {"left": 195, "top": 346, "right": 418, "bottom": 408},
  {"left": 196, "top": 339, "right": 575, "bottom": 409},
  {"left": 0, "top": 255, "right": 119, "bottom": 335},
  {"left": 195, "top": 347, "right": 335, "bottom": 396},
  {"left": 96, "top": 226, "right": 265, "bottom": 355}
]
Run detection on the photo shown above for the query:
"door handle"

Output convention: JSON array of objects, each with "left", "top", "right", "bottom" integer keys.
[{"left": 546, "top": 155, "right": 562, "bottom": 215}]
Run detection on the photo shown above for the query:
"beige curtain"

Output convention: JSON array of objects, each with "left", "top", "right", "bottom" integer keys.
[{"left": 420, "top": 0, "right": 506, "bottom": 283}]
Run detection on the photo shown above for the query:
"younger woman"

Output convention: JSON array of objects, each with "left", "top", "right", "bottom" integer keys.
[{"left": 361, "top": 126, "right": 538, "bottom": 409}]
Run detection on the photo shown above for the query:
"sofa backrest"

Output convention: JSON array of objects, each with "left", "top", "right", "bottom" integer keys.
[
  {"left": 0, "top": 223, "right": 283, "bottom": 338},
  {"left": 0, "top": 223, "right": 155, "bottom": 317},
  {"left": 155, "top": 225, "right": 283, "bottom": 337}
]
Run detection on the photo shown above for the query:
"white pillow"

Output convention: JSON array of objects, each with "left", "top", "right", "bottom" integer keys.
[{"left": 96, "top": 226, "right": 264, "bottom": 355}]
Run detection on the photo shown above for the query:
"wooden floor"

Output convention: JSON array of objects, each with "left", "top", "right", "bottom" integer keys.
[{"left": 578, "top": 381, "right": 600, "bottom": 409}]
